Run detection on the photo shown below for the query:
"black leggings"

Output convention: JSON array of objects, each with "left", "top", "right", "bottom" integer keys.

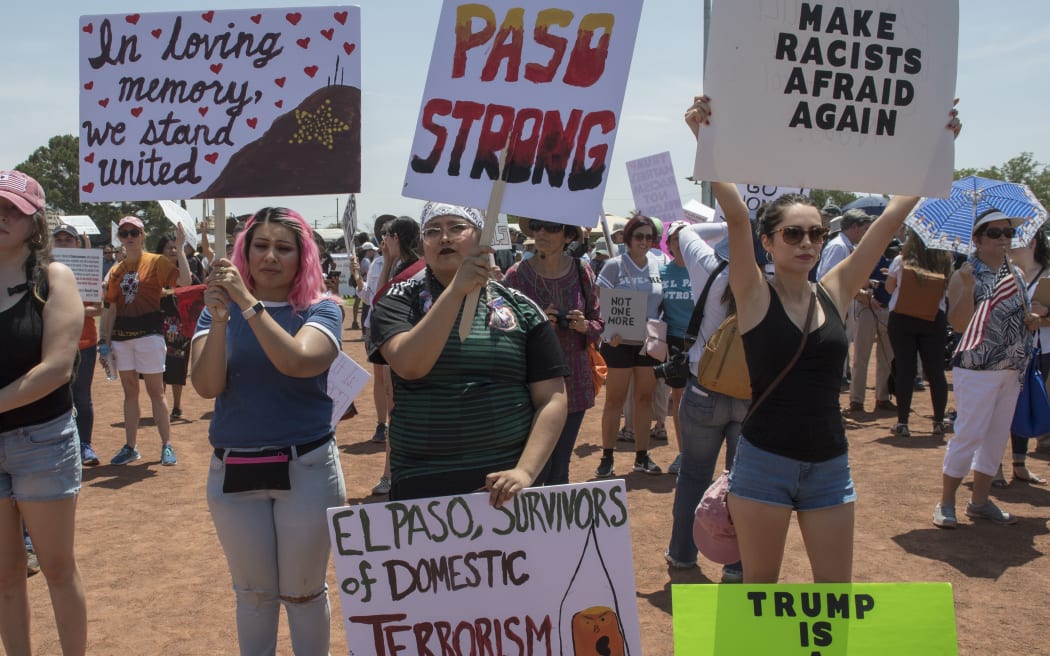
[{"left": 887, "top": 310, "right": 948, "bottom": 424}]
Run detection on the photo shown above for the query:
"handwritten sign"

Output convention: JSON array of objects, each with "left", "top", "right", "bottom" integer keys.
[
  {"left": 713, "top": 184, "right": 809, "bottom": 223},
  {"left": 327, "top": 351, "right": 370, "bottom": 427},
  {"left": 61, "top": 215, "right": 101, "bottom": 236},
  {"left": 600, "top": 289, "right": 646, "bottom": 342},
  {"left": 78, "top": 7, "right": 361, "bottom": 201},
  {"left": 696, "top": 1, "right": 958, "bottom": 198},
  {"left": 626, "top": 151, "right": 685, "bottom": 223},
  {"left": 672, "top": 583, "right": 957, "bottom": 655},
  {"left": 53, "top": 247, "right": 104, "bottom": 302},
  {"left": 403, "top": 0, "right": 643, "bottom": 229},
  {"left": 328, "top": 480, "right": 641, "bottom": 656}
]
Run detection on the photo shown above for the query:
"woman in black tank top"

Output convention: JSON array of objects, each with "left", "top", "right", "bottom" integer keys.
[{"left": 686, "top": 97, "right": 961, "bottom": 583}]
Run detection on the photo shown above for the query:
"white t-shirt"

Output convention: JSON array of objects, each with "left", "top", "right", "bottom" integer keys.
[{"left": 886, "top": 255, "right": 947, "bottom": 314}]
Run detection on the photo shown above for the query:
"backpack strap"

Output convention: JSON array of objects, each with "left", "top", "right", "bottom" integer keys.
[{"left": 684, "top": 260, "right": 728, "bottom": 348}]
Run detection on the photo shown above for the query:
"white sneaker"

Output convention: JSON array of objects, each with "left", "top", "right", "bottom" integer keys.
[{"left": 371, "top": 476, "right": 391, "bottom": 496}]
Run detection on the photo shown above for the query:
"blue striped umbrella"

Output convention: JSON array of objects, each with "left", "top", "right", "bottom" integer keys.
[{"left": 904, "top": 175, "right": 1048, "bottom": 253}]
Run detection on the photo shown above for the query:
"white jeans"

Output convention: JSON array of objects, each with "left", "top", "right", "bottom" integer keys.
[
  {"left": 207, "top": 439, "right": 346, "bottom": 655},
  {"left": 943, "top": 368, "right": 1021, "bottom": 478}
]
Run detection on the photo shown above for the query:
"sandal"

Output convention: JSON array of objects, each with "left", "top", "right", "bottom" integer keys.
[
  {"left": 991, "top": 465, "right": 1009, "bottom": 489},
  {"left": 1012, "top": 465, "right": 1048, "bottom": 485}
]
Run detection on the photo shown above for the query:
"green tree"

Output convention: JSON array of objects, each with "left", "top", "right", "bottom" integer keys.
[
  {"left": 955, "top": 152, "right": 1050, "bottom": 211},
  {"left": 808, "top": 189, "right": 858, "bottom": 212}
]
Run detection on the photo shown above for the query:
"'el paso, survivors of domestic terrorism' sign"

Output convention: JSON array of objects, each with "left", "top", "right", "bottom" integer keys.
[
  {"left": 78, "top": 7, "right": 361, "bottom": 202},
  {"left": 327, "top": 481, "right": 642, "bottom": 656},
  {"left": 403, "top": 0, "right": 643, "bottom": 229}
]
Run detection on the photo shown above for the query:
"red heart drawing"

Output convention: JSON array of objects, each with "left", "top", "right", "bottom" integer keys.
[
  {"left": 83, "top": 81, "right": 94, "bottom": 90},
  {"left": 275, "top": 100, "right": 284, "bottom": 108},
  {"left": 98, "top": 98, "right": 109, "bottom": 108},
  {"left": 204, "top": 153, "right": 219, "bottom": 164},
  {"left": 296, "top": 37, "right": 310, "bottom": 49},
  {"left": 246, "top": 117, "right": 258, "bottom": 129},
  {"left": 82, "top": 183, "right": 95, "bottom": 193},
  {"left": 250, "top": 14, "right": 262, "bottom": 24},
  {"left": 84, "top": 153, "right": 95, "bottom": 164},
  {"left": 343, "top": 42, "right": 356, "bottom": 55},
  {"left": 202, "top": 11, "right": 215, "bottom": 23},
  {"left": 151, "top": 28, "right": 162, "bottom": 39},
  {"left": 131, "top": 107, "right": 143, "bottom": 117},
  {"left": 199, "top": 107, "right": 209, "bottom": 117},
  {"left": 304, "top": 65, "right": 319, "bottom": 78},
  {"left": 274, "top": 77, "right": 286, "bottom": 87},
  {"left": 333, "top": 11, "right": 348, "bottom": 24},
  {"left": 125, "top": 14, "right": 140, "bottom": 24},
  {"left": 210, "top": 63, "right": 223, "bottom": 74},
  {"left": 286, "top": 12, "right": 302, "bottom": 26},
  {"left": 321, "top": 28, "right": 334, "bottom": 41},
  {"left": 82, "top": 22, "right": 93, "bottom": 34}
]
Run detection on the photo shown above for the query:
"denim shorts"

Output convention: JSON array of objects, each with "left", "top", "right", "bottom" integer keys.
[
  {"left": 0, "top": 412, "right": 81, "bottom": 502},
  {"left": 729, "top": 436, "right": 856, "bottom": 511}
]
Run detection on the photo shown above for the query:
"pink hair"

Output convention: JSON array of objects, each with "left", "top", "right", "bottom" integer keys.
[{"left": 231, "top": 208, "right": 329, "bottom": 313}]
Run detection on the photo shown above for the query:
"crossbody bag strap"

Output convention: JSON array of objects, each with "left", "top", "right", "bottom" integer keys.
[
  {"left": 743, "top": 287, "right": 818, "bottom": 424},
  {"left": 684, "top": 259, "right": 729, "bottom": 348}
]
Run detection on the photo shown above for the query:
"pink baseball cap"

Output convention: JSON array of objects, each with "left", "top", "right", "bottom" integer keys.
[
  {"left": 0, "top": 170, "right": 46, "bottom": 215},
  {"left": 118, "top": 216, "right": 144, "bottom": 230},
  {"left": 693, "top": 471, "right": 740, "bottom": 565}
]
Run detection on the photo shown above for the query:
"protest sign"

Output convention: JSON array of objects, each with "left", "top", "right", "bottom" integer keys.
[
  {"left": 157, "top": 200, "right": 200, "bottom": 249},
  {"left": 683, "top": 199, "right": 716, "bottom": 223},
  {"left": 600, "top": 289, "right": 647, "bottom": 342},
  {"left": 327, "top": 351, "right": 370, "bottom": 426},
  {"left": 713, "top": 184, "right": 808, "bottom": 223},
  {"left": 52, "top": 247, "right": 104, "bottom": 302},
  {"left": 672, "top": 582, "right": 957, "bottom": 655},
  {"left": 61, "top": 215, "right": 101, "bottom": 236},
  {"left": 78, "top": 7, "right": 361, "bottom": 202},
  {"left": 626, "top": 151, "right": 685, "bottom": 224},
  {"left": 696, "top": 0, "right": 958, "bottom": 198},
  {"left": 403, "top": 0, "right": 643, "bottom": 229},
  {"left": 328, "top": 480, "right": 642, "bottom": 656}
]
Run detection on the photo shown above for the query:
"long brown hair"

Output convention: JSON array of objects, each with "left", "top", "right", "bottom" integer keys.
[{"left": 900, "top": 228, "right": 953, "bottom": 277}]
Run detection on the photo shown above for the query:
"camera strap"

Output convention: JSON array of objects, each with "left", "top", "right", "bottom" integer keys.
[{"left": 683, "top": 260, "right": 729, "bottom": 349}]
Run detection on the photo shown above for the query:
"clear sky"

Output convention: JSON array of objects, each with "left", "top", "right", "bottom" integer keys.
[{"left": 3, "top": 0, "right": 1047, "bottom": 232}]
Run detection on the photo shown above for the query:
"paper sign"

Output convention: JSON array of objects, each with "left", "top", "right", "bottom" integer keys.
[
  {"left": 672, "top": 583, "right": 957, "bottom": 655},
  {"left": 61, "top": 215, "right": 101, "bottom": 236},
  {"left": 696, "top": 0, "right": 958, "bottom": 198},
  {"left": 600, "top": 289, "right": 647, "bottom": 342},
  {"left": 110, "top": 223, "right": 120, "bottom": 248},
  {"left": 684, "top": 199, "right": 716, "bottom": 223},
  {"left": 78, "top": 7, "right": 361, "bottom": 201},
  {"left": 713, "top": 184, "right": 809, "bottom": 223},
  {"left": 403, "top": 0, "right": 643, "bottom": 229},
  {"left": 626, "top": 151, "right": 684, "bottom": 223},
  {"left": 157, "top": 200, "right": 200, "bottom": 249},
  {"left": 327, "top": 350, "right": 370, "bottom": 427},
  {"left": 52, "top": 248, "right": 104, "bottom": 302},
  {"left": 328, "top": 480, "right": 642, "bottom": 656}
]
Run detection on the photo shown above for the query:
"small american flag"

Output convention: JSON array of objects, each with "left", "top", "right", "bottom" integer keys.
[
  {"left": 955, "top": 258, "right": 1021, "bottom": 354},
  {"left": 0, "top": 173, "right": 28, "bottom": 193}
]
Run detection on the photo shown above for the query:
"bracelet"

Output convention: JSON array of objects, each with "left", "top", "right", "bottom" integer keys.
[{"left": 242, "top": 300, "right": 264, "bottom": 320}]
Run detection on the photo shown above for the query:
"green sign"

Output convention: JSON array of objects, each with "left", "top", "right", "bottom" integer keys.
[{"left": 672, "top": 583, "right": 957, "bottom": 655}]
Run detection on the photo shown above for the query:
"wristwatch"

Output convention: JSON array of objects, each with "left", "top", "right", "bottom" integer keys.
[{"left": 242, "top": 300, "right": 264, "bottom": 320}]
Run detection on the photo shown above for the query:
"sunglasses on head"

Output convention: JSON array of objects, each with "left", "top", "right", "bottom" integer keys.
[
  {"left": 983, "top": 226, "right": 1017, "bottom": 239},
  {"left": 773, "top": 225, "right": 829, "bottom": 245},
  {"left": 118, "top": 229, "right": 141, "bottom": 238},
  {"left": 528, "top": 220, "right": 564, "bottom": 234}
]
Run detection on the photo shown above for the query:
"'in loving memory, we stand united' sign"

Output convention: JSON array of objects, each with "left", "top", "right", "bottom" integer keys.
[
  {"left": 403, "top": 0, "right": 643, "bottom": 229},
  {"left": 78, "top": 7, "right": 361, "bottom": 202},
  {"left": 327, "top": 481, "right": 642, "bottom": 656},
  {"left": 696, "top": 0, "right": 958, "bottom": 198}
]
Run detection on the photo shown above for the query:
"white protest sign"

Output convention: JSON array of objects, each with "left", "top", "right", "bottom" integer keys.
[
  {"left": 110, "top": 223, "right": 120, "bottom": 248},
  {"left": 61, "top": 215, "right": 101, "bottom": 236},
  {"left": 713, "top": 184, "right": 809, "bottom": 223},
  {"left": 696, "top": 0, "right": 958, "bottom": 198},
  {"left": 52, "top": 248, "right": 104, "bottom": 302},
  {"left": 600, "top": 289, "right": 647, "bottom": 342},
  {"left": 327, "top": 351, "right": 370, "bottom": 427},
  {"left": 403, "top": 0, "right": 643, "bottom": 229},
  {"left": 328, "top": 480, "right": 641, "bottom": 656},
  {"left": 683, "top": 198, "right": 716, "bottom": 223},
  {"left": 158, "top": 200, "right": 200, "bottom": 249},
  {"left": 626, "top": 151, "right": 684, "bottom": 223},
  {"left": 78, "top": 7, "right": 361, "bottom": 202}
]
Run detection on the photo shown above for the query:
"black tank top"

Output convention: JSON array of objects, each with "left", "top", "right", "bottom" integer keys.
[
  {"left": 0, "top": 291, "right": 73, "bottom": 431},
  {"left": 741, "top": 283, "right": 848, "bottom": 462}
]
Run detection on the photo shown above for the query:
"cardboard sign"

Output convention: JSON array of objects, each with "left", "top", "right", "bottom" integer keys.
[
  {"left": 672, "top": 583, "right": 957, "bottom": 655},
  {"left": 696, "top": 0, "right": 958, "bottom": 198},
  {"left": 328, "top": 480, "right": 642, "bottom": 656},
  {"left": 403, "top": 0, "right": 643, "bottom": 229},
  {"left": 600, "top": 289, "right": 647, "bottom": 342},
  {"left": 52, "top": 247, "right": 104, "bottom": 302},
  {"left": 626, "top": 151, "right": 685, "bottom": 223},
  {"left": 327, "top": 351, "right": 370, "bottom": 426},
  {"left": 713, "top": 184, "right": 809, "bottom": 223},
  {"left": 78, "top": 7, "right": 361, "bottom": 201}
]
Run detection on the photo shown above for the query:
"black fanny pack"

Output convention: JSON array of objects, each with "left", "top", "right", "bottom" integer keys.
[{"left": 217, "top": 434, "right": 332, "bottom": 493}]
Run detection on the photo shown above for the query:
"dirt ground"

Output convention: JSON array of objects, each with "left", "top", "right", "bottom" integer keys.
[{"left": 19, "top": 312, "right": 1050, "bottom": 655}]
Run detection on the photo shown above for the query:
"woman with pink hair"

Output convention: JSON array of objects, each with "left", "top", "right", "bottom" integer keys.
[{"left": 190, "top": 207, "right": 346, "bottom": 654}]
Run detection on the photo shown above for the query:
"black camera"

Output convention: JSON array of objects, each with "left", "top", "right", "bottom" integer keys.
[
  {"left": 883, "top": 238, "right": 902, "bottom": 261},
  {"left": 552, "top": 309, "right": 570, "bottom": 329},
  {"left": 653, "top": 346, "right": 690, "bottom": 388}
]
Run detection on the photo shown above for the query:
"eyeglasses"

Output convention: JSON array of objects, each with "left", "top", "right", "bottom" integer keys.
[
  {"left": 983, "top": 226, "right": 1017, "bottom": 239},
  {"left": 528, "top": 220, "right": 564, "bottom": 234},
  {"left": 118, "top": 229, "right": 141, "bottom": 238},
  {"left": 631, "top": 232, "right": 655, "bottom": 242},
  {"left": 772, "top": 225, "right": 829, "bottom": 245},
  {"left": 422, "top": 222, "right": 475, "bottom": 241}
]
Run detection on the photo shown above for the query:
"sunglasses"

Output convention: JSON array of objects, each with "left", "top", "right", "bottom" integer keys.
[
  {"left": 631, "top": 232, "right": 655, "bottom": 242},
  {"left": 118, "top": 229, "right": 142, "bottom": 238},
  {"left": 773, "top": 225, "right": 829, "bottom": 245},
  {"left": 528, "top": 220, "right": 564, "bottom": 234},
  {"left": 983, "top": 226, "right": 1017, "bottom": 239}
]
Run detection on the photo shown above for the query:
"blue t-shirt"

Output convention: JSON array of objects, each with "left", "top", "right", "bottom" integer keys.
[
  {"left": 193, "top": 299, "right": 343, "bottom": 449},
  {"left": 659, "top": 261, "right": 693, "bottom": 338}
]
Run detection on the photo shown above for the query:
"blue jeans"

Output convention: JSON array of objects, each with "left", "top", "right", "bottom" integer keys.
[
  {"left": 536, "top": 410, "right": 586, "bottom": 486},
  {"left": 667, "top": 378, "right": 749, "bottom": 564},
  {"left": 73, "top": 346, "right": 96, "bottom": 446}
]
